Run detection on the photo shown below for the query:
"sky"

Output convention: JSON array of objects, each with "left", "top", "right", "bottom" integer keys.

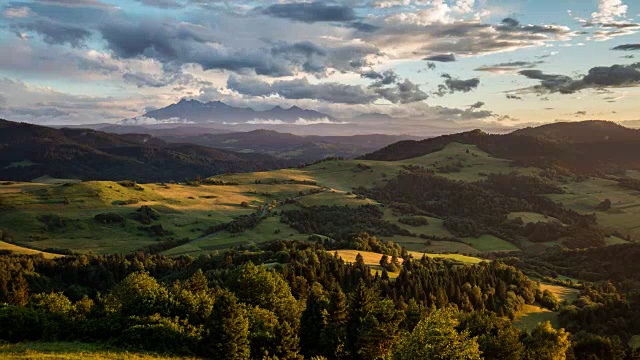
[{"left": 0, "top": 0, "right": 639, "bottom": 134}]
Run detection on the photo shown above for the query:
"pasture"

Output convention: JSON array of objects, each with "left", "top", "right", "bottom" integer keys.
[
  {"left": 0, "top": 342, "right": 196, "bottom": 359},
  {"left": 513, "top": 282, "right": 580, "bottom": 331},
  {"left": 548, "top": 177, "right": 640, "bottom": 239}
]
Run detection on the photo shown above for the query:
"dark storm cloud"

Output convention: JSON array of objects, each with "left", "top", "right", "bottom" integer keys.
[
  {"left": 424, "top": 54, "right": 456, "bottom": 62},
  {"left": 99, "top": 20, "right": 378, "bottom": 77},
  {"left": 261, "top": 2, "right": 357, "bottom": 23},
  {"left": 519, "top": 63, "right": 640, "bottom": 94},
  {"left": 123, "top": 72, "right": 172, "bottom": 88},
  {"left": 436, "top": 74, "right": 480, "bottom": 96},
  {"left": 361, "top": 69, "right": 398, "bottom": 87},
  {"left": 612, "top": 44, "right": 640, "bottom": 51},
  {"left": 12, "top": 19, "right": 91, "bottom": 47},
  {"left": 373, "top": 79, "right": 428, "bottom": 104}
]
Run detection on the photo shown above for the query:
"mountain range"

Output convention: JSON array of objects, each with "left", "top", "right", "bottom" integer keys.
[
  {"left": 363, "top": 120, "right": 640, "bottom": 174},
  {"left": 0, "top": 119, "right": 290, "bottom": 182},
  {"left": 157, "top": 129, "right": 420, "bottom": 162},
  {"left": 135, "top": 99, "right": 333, "bottom": 124}
]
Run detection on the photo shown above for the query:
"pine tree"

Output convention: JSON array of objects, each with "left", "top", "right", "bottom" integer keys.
[
  {"left": 300, "top": 282, "right": 328, "bottom": 357},
  {"left": 203, "top": 290, "right": 250, "bottom": 360},
  {"left": 321, "top": 286, "right": 349, "bottom": 358}
]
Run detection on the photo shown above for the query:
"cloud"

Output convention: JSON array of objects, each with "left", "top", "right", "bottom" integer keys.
[
  {"left": 474, "top": 60, "right": 543, "bottom": 73},
  {"left": 3, "top": 7, "right": 33, "bottom": 18},
  {"left": 245, "top": 118, "right": 349, "bottom": 125},
  {"left": 261, "top": 2, "right": 357, "bottom": 23},
  {"left": 134, "top": 0, "right": 183, "bottom": 9},
  {"left": 468, "top": 101, "right": 484, "bottom": 109},
  {"left": 99, "top": 19, "right": 378, "bottom": 77},
  {"left": 519, "top": 63, "right": 640, "bottom": 94},
  {"left": 34, "top": 0, "right": 118, "bottom": 9},
  {"left": 227, "top": 76, "right": 379, "bottom": 104},
  {"left": 373, "top": 79, "right": 429, "bottom": 104},
  {"left": 592, "top": 0, "right": 628, "bottom": 23},
  {"left": 119, "top": 116, "right": 194, "bottom": 125},
  {"left": 361, "top": 69, "right": 398, "bottom": 87},
  {"left": 506, "top": 94, "right": 523, "bottom": 100},
  {"left": 12, "top": 19, "right": 92, "bottom": 48},
  {"left": 227, "top": 75, "right": 427, "bottom": 104},
  {"left": 424, "top": 54, "right": 456, "bottom": 62},
  {"left": 612, "top": 44, "right": 640, "bottom": 51},
  {"left": 436, "top": 74, "right": 480, "bottom": 96}
]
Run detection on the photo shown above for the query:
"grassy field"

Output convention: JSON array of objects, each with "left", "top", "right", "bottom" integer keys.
[
  {"left": 514, "top": 282, "right": 580, "bottom": 331},
  {"left": 297, "top": 190, "right": 376, "bottom": 207},
  {"left": 0, "top": 240, "right": 61, "bottom": 259},
  {"left": 0, "top": 342, "right": 197, "bottom": 359},
  {"left": 0, "top": 179, "right": 321, "bottom": 254},
  {"left": 548, "top": 177, "right": 640, "bottom": 240},
  {"left": 463, "top": 235, "right": 520, "bottom": 252}
]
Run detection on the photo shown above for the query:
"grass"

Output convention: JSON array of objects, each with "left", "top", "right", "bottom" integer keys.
[
  {"left": 0, "top": 179, "right": 322, "bottom": 254},
  {"left": 514, "top": 282, "right": 580, "bottom": 331},
  {"left": 333, "top": 249, "right": 484, "bottom": 279},
  {"left": 163, "top": 215, "right": 307, "bottom": 256},
  {"left": 0, "top": 342, "right": 197, "bottom": 359},
  {"left": 548, "top": 177, "right": 640, "bottom": 240},
  {"left": 463, "top": 235, "right": 520, "bottom": 252},
  {"left": 0, "top": 240, "right": 61, "bottom": 259},
  {"left": 297, "top": 190, "right": 375, "bottom": 207}
]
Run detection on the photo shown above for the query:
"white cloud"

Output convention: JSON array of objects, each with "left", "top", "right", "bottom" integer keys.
[
  {"left": 2, "top": 7, "right": 33, "bottom": 18},
  {"left": 592, "top": 0, "right": 628, "bottom": 23},
  {"left": 245, "top": 118, "right": 350, "bottom": 125}
]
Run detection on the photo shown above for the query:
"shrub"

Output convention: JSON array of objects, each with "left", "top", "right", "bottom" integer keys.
[
  {"left": 398, "top": 216, "right": 429, "bottom": 227},
  {"left": 94, "top": 213, "right": 125, "bottom": 224}
]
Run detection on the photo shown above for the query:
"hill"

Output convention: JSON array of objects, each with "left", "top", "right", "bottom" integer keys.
[
  {"left": 140, "top": 99, "right": 333, "bottom": 124},
  {"left": 0, "top": 119, "right": 290, "bottom": 182},
  {"left": 158, "top": 129, "right": 419, "bottom": 161},
  {"left": 363, "top": 121, "right": 640, "bottom": 174},
  {"left": 512, "top": 120, "right": 640, "bottom": 143}
]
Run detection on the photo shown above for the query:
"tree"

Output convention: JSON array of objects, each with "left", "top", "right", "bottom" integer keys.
[
  {"left": 103, "top": 271, "right": 169, "bottom": 317},
  {"left": 203, "top": 290, "right": 250, "bottom": 360},
  {"left": 346, "top": 281, "right": 377, "bottom": 357},
  {"left": 228, "top": 262, "right": 301, "bottom": 324},
  {"left": 321, "top": 286, "right": 349, "bottom": 359},
  {"left": 300, "top": 283, "right": 329, "bottom": 357},
  {"left": 523, "top": 321, "right": 571, "bottom": 360},
  {"left": 391, "top": 308, "right": 482, "bottom": 360}
]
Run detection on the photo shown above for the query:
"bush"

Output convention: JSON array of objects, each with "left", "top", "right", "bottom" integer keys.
[
  {"left": 118, "top": 315, "right": 201, "bottom": 355},
  {"left": 94, "top": 213, "right": 125, "bottom": 224},
  {"left": 398, "top": 216, "right": 429, "bottom": 227}
]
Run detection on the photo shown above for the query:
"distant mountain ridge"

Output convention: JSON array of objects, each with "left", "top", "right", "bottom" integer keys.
[
  {"left": 0, "top": 119, "right": 290, "bottom": 182},
  {"left": 137, "top": 99, "right": 333, "bottom": 124},
  {"left": 362, "top": 121, "right": 640, "bottom": 174},
  {"left": 158, "top": 129, "right": 420, "bottom": 162}
]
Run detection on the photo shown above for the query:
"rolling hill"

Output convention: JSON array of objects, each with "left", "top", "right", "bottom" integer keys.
[
  {"left": 0, "top": 119, "right": 290, "bottom": 182},
  {"left": 158, "top": 129, "right": 419, "bottom": 161},
  {"left": 363, "top": 121, "right": 640, "bottom": 174}
]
